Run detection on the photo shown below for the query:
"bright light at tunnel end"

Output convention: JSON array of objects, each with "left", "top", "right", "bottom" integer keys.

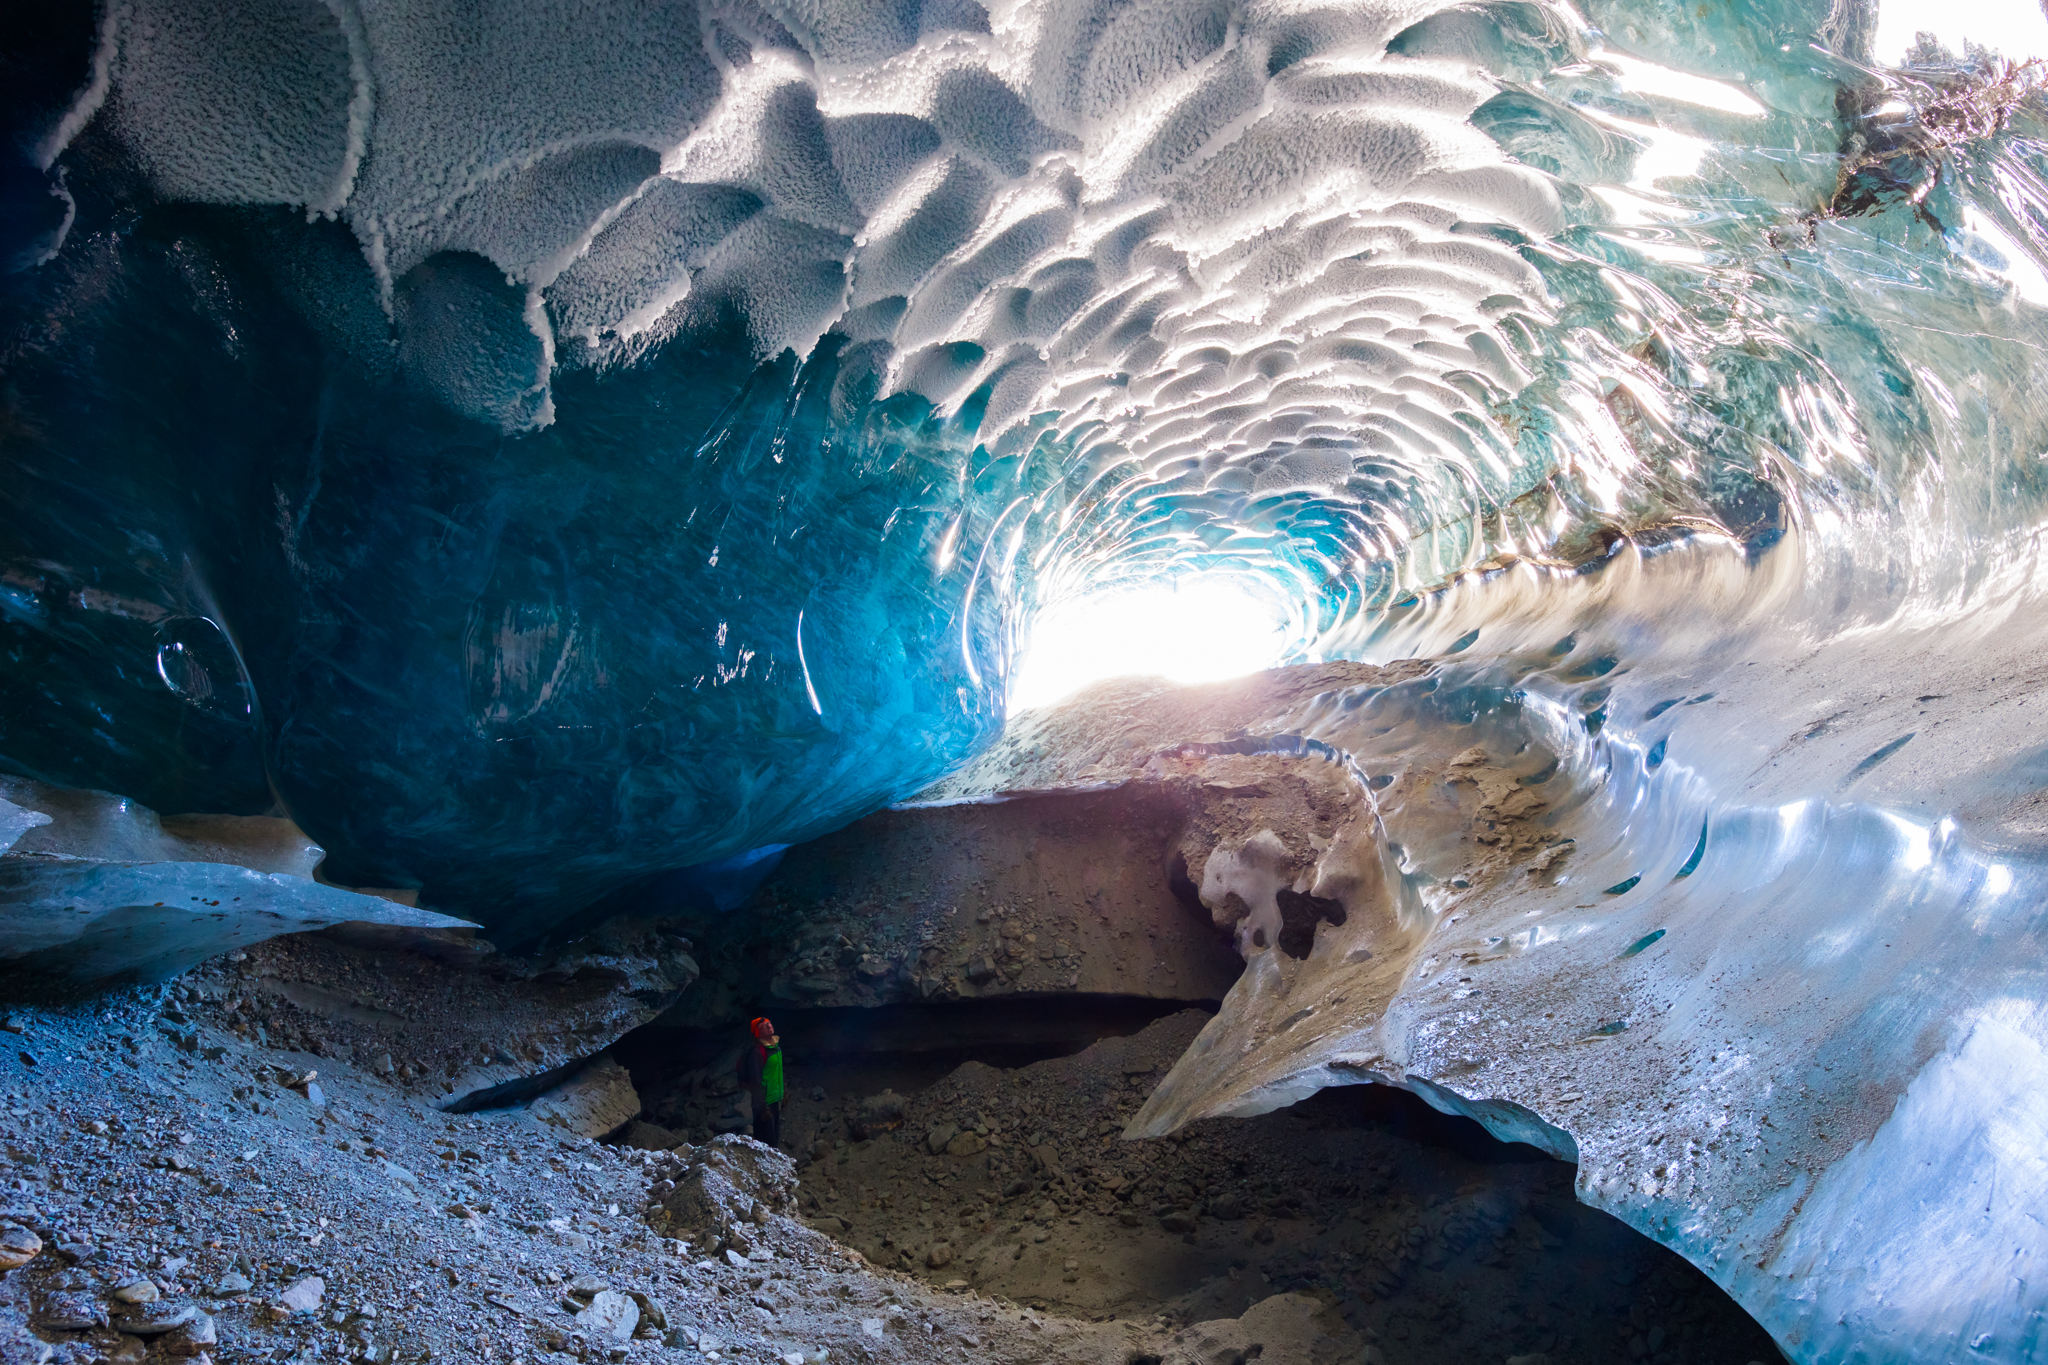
[
  {"left": 1873, "top": 0, "right": 2048, "bottom": 62},
  {"left": 1007, "top": 577, "right": 1297, "bottom": 713}
]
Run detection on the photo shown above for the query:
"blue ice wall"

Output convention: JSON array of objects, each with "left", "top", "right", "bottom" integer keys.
[
  {"left": 2, "top": 0, "right": 2045, "bottom": 947},
  {"left": 0, "top": 198, "right": 1013, "bottom": 939}
]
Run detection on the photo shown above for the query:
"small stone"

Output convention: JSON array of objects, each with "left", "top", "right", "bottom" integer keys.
[
  {"left": 111, "top": 1301, "right": 200, "bottom": 1336},
  {"left": 626, "top": 1291, "right": 668, "bottom": 1331},
  {"left": 723, "top": 1250, "right": 747, "bottom": 1268},
  {"left": 34, "top": 1291, "right": 106, "bottom": 1330},
  {"left": 160, "top": 1311, "right": 218, "bottom": 1356},
  {"left": 1159, "top": 1211, "right": 1197, "bottom": 1235},
  {"left": 213, "top": 1272, "right": 252, "bottom": 1295},
  {"left": 925, "top": 1244, "right": 953, "bottom": 1269},
  {"left": 573, "top": 1290, "right": 640, "bottom": 1344},
  {"left": 0, "top": 1224, "right": 40, "bottom": 1271},
  {"left": 0, "top": 1016, "right": 22, "bottom": 1034},
  {"left": 110, "top": 1278, "right": 160, "bottom": 1304},
  {"left": 924, "top": 1124, "right": 959, "bottom": 1155},
  {"left": 944, "top": 1131, "right": 987, "bottom": 1158},
  {"left": 277, "top": 1275, "right": 324, "bottom": 1314},
  {"left": 566, "top": 1274, "right": 607, "bottom": 1298}
]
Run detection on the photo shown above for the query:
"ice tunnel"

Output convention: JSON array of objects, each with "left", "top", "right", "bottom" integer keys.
[{"left": 3, "top": 0, "right": 2048, "bottom": 1359}]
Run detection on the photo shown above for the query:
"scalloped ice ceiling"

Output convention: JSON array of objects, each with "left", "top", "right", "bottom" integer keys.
[{"left": 1, "top": 0, "right": 2045, "bottom": 946}]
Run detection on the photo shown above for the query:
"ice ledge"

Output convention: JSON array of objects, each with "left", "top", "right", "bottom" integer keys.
[
  {"left": 964, "top": 653, "right": 2048, "bottom": 1365},
  {"left": 0, "top": 855, "right": 474, "bottom": 998}
]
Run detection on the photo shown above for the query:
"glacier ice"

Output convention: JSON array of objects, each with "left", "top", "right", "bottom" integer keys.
[
  {"left": 3, "top": 0, "right": 2048, "bottom": 1357},
  {"left": 0, "top": 857, "right": 472, "bottom": 997},
  {"left": 923, "top": 622, "right": 2048, "bottom": 1363},
  {"left": 0, "top": 776, "right": 474, "bottom": 993}
]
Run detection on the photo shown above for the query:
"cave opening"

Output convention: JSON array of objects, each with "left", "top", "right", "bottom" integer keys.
[{"left": 1006, "top": 575, "right": 1301, "bottom": 712}]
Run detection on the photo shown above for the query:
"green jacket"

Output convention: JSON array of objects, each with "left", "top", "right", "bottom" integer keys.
[{"left": 740, "top": 1042, "right": 785, "bottom": 1104}]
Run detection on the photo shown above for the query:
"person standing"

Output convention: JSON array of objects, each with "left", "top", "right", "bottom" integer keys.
[{"left": 738, "top": 1016, "right": 784, "bottom": 1148}]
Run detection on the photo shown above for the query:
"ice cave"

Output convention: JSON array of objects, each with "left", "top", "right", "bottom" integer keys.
[{"left": 1, "top": 0, "right": 2046, "bottom": 1360}]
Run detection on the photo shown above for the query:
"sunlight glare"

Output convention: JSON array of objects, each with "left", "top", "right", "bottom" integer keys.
[
  {"left": 1875, "top": 0, "right": 2048, "bottom": 61},
  {"left": 1008, "top": 577, "right": 1294, "bottom": 712}
]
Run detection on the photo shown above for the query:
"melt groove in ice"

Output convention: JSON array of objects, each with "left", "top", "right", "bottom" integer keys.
[{"left": 5, "top": 8, "right": 2048, "bottom": 1359}]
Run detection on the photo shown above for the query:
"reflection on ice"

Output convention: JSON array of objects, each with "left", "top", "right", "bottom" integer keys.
[
  {"left": 943, "top": 533, "right": 2048, "bottom": 1362},
  {"left": 4, "top": 0, "right": 2048, "bottom": 1357}
]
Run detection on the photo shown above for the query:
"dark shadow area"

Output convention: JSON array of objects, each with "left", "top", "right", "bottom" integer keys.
[
  {"left": 1311, "top": 1081, "right": 1563, "bottom": 1166},
  {"left": 608, "top": 1000, "right": 1782, "bottom": 1365},
  {"left": 614, "top": 993, "right": 1210, "bottom": 1116},
  {"left": 1274, "top": 887, "right": 1346, "bottom": 960}
]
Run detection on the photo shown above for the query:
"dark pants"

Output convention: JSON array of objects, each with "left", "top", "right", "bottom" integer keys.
[{"left": 752, "top": 1096, "right": 781, "bottom": 1148}]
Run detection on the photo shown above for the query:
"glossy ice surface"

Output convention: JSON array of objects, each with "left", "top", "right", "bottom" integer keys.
[{"left": 3, "top": 0, "right": 2048, "bottom": 1356}]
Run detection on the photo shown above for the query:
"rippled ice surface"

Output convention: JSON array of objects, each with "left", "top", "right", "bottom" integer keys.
[{"left": 2, "top": 0, "right": 2048, "bottom": 1357}]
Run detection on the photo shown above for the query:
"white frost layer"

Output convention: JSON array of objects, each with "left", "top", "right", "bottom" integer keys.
[
  {"left": 68, "top": 0, "right": 1566, "bottom": 528},
  {"left": 106, "top": 0, "right": 364, "bottom": 213}
]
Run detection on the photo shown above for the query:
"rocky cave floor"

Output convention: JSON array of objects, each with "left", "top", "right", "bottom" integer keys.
[{"left": 0, "top": 969, "right": 1783, "bottom": 1365}]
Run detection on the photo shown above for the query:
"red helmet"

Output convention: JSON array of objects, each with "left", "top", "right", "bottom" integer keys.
[{"left": 751, "top": 1017, "right": 774, "bottom": 1039}]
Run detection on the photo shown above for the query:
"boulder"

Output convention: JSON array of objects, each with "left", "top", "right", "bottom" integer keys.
[
  {"left": 648, "top": 1135, "right": 797, "bottom": 1246},
  {"left": 622, "top": 1120, "right": 684, "bottom": 1151},
  {"left": 574, "top": 1290, "right": 639, "bottom": 1344},
  {"left": 0, "top": 1225, "right": 39, "bottom": 1270},
  {"left": 1165, "top": 1293, "right": 1362, "bottom": 1365},
  {"left": 110, "top": 1302, "right": 200, "bottom": 1337},
  {"left": 626, "top": 1291, "right": 668, "bottom": 1331},
  {"left": 529, "top": 1056, "right": 641, "bottom": 1139},
  {"left": 849, "top": 1090, "right": 905, "bottom": 1139},
  {"left": 277, "top": 1277, "right": 323, "bottom": 1314}
]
